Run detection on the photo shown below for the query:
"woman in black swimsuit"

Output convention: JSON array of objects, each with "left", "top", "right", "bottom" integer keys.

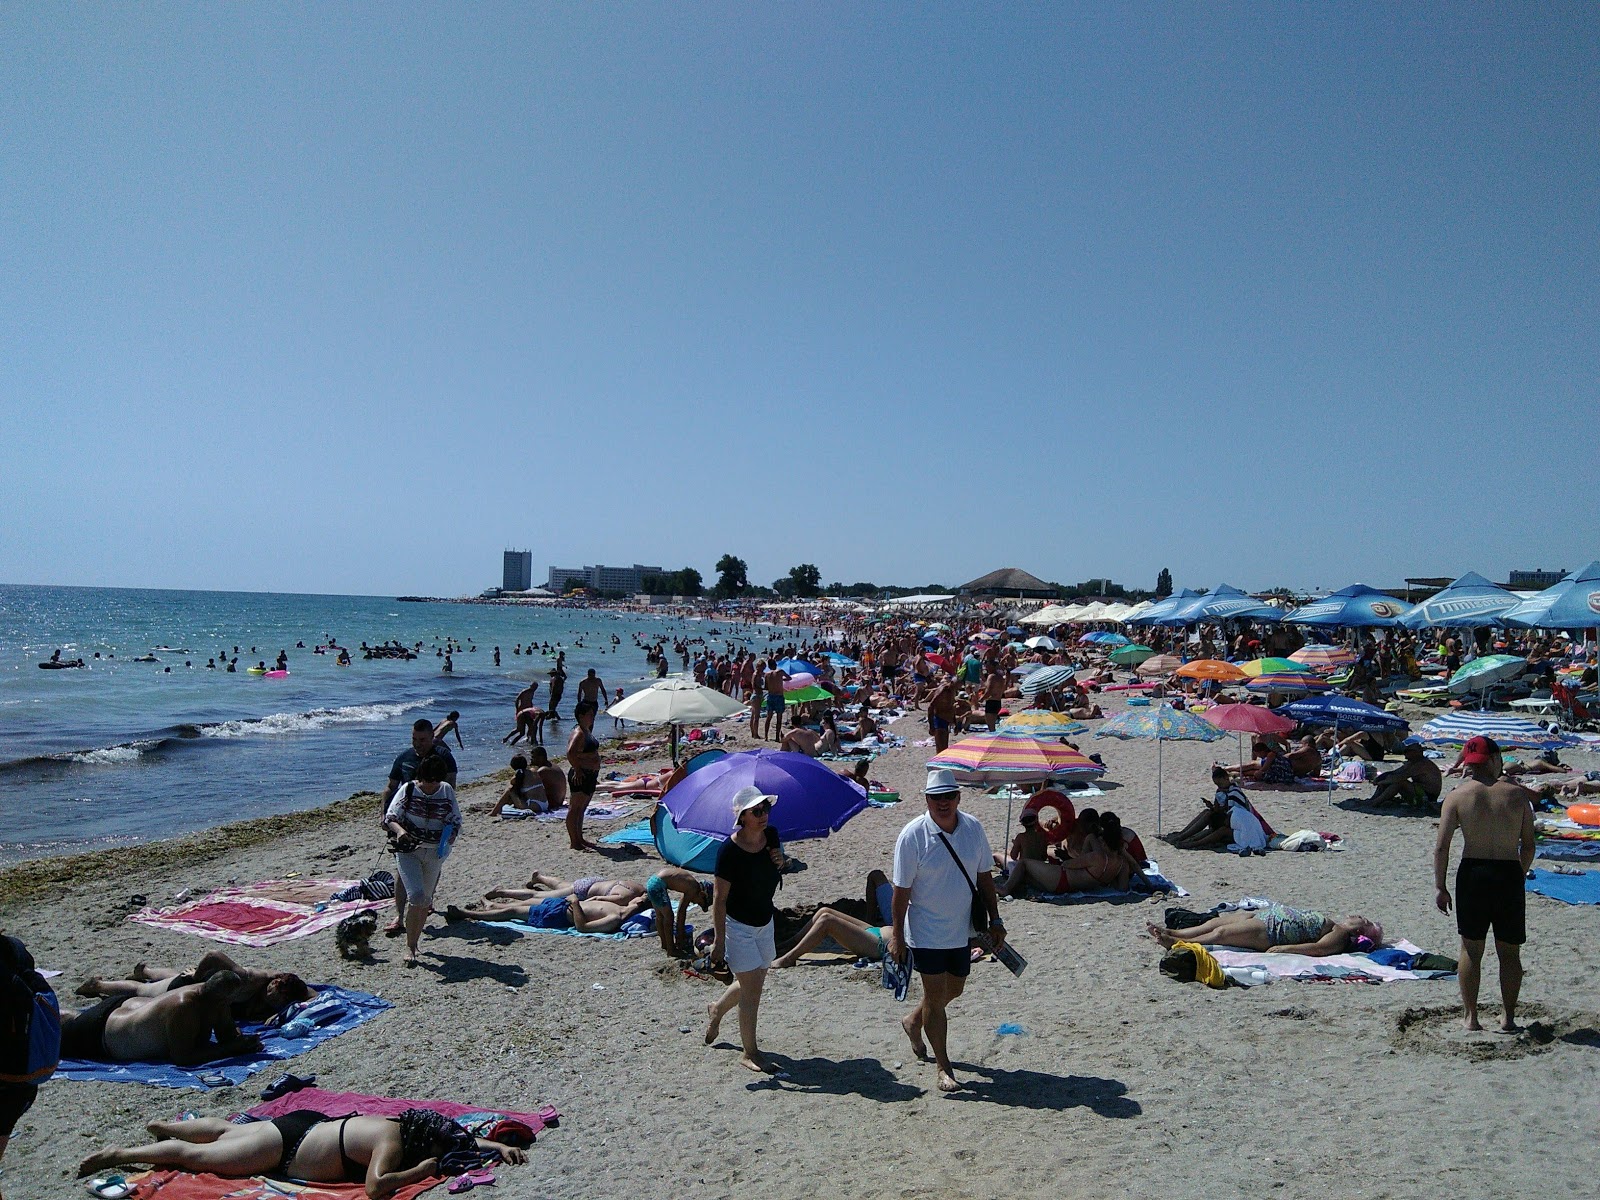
[
  {"left": 564, "top": 701, "right": 603, "bottom": 851},
  {"left": 77, "top": 1108, "right": 527, "bottom": 1195}
]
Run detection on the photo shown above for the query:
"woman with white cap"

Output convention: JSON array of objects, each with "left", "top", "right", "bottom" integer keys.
[{"left": 704, "top": 785, "right": 784, "bottom": 1074}]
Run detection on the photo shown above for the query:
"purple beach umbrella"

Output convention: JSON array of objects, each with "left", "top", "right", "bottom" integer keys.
[{"left": 662, "top": 748, "right": 871, "bottom": 841}]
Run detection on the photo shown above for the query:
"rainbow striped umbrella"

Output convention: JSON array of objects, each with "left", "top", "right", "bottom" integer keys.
[
  {"left": 997, "top": 711, "right": 1090, "bottom": 739},
  {"left": 1237, "top": 657, "right": 1307, "bottom": 677},
  {"left": 927, "top": 731, "right": 1106, "bottom": 785},
  {"left": 1289, "top": 644, "right": 1358, "bottom": 670},
  {"left": 1094, "top": 703, "right": 1227, "bottom": 832}
]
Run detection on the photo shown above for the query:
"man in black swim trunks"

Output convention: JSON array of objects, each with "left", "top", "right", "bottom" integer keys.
[{"left": 1433, "top": 736, "right": 1537, "bottom": 1033}]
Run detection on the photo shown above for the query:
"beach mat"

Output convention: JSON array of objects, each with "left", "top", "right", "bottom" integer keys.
[
  {"left": 463, "top": 908, "right": 658, "bottom": 941},
  {"left": 1526, "top": 868, "right": 1600, "bottom": 905},
  {"left": 131, "top": 879, "right": 390, "bottom": 947},
  {"left": 54, "top": 985, "right": 391, "bottom": 1089},
  {"left": 249, "top": 1085, "right": 559, "bottom": 1134},
  {"left": 115, "top": 1170, "right": 435, "bottom": 1200},
  {"left": 1208, "top": 939, "right": 1453, "bottom": 983}
]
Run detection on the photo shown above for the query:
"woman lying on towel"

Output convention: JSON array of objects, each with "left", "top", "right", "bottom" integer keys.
[
  {"left": 1146, "top": 906, "right": 1382, "bottom": 956},
  {"left": 999, "top": 812, "right": 1135, "bottom": 896},
  {"left": 79, "top": 1107, "right": 526, "bottom": 1197},
  {"left": 482, "top": 871, "right": 645, "bottom": 906}
]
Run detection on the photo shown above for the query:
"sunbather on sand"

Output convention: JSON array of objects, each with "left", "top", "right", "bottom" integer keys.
[
  {"left": 75, "top": 951, "right": 313, "bottom": 1022},
  {"left": 774, "top": 869, "right": 894, "bottom": 966},
  {"left": 1000, "top": 813, "right": 1131, "bottom": 896},
  {"left": 446, "top": 893, "right": 649, "bottom": 934},
  {"left": 483, "top": 872, "right": 644, "bottom": 905},
  {"left": 78, "top": 1107, "right": 526, "bottom": 1196},
  {"left": 1146, "top": 906, "right": 1382, "bottom": 956},
  {"left": 61, "top": 972, "right": 262, "bottom": 1066}
]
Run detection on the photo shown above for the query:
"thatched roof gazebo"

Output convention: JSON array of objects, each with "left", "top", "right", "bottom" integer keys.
[{"left": 956, "top": 567, "right": 1058, "bottom": 599}]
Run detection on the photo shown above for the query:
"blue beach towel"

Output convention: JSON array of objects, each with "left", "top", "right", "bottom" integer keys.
[
  {"left": 52, "top": 985, "right": 392, "bottom": 1089},
  {"left": 508, "top": 908, "right": 658, "bottom": 941},
  {"left": 600, "top": 818, "right": 656, "bottom": 846},
  {"left": 1526, "top": 868, "right": 1600, "bottom": 905}
]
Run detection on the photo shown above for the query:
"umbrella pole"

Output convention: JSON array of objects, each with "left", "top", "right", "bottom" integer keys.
[
  {"left": 1157, "top": 737, "right": 1164, "bottom": 835},
  {"left": 670, "top": 723, "right": 679, "bottom": 764}
]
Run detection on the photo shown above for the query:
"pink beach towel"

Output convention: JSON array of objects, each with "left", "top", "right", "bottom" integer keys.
[{"left": 131, "top": 879, "right": 390, "bottom": 947}]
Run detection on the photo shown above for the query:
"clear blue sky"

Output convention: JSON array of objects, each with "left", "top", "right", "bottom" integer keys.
[{"left": 3, "top": 5, "right": 1596, "bottom": 597}]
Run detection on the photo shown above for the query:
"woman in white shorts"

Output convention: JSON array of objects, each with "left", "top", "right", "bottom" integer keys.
[{"left": 704, "top": 786, "right": 784, "bottom": 1075}]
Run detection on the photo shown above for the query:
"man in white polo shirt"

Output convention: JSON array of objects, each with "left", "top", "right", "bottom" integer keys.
[{"left": 888, "top": 767, "right": 1004, "bottom": 1093}]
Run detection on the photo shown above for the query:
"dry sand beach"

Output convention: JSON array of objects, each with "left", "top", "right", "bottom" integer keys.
[{"left": 5, "top": 698, "right": 1599, "bottom": 1200}]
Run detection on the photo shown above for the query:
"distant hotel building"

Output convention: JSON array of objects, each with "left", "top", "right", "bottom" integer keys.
[
  {"left": 547, "top": 563, "right": 664, "bottom": 595},
  {"left": 502, "top": 550, "right": 533, "bottom": 592},
  {"left": 1508, "top": 567, "right": 1567, "bottom": 589}
]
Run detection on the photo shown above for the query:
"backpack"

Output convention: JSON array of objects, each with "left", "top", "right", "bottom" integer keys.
[{"left": 0, "top": 934, "right": 61, "bottom": 1084}]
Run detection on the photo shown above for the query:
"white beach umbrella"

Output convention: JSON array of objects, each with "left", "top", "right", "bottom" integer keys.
[{"left": 608, "top": 678, "right": 747, "bottom": 759}]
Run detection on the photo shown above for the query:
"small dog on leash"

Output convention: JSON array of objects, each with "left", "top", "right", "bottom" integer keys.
[{"left": 334, "top": 911, "right": 378, "bottom": 960}]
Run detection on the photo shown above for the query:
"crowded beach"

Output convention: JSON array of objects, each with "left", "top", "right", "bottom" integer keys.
[{"left": 5, "top": 566, "right": 1600, "bottom": 1200}]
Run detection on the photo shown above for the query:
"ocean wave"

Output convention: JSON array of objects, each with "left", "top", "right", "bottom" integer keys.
[
  {"left": 197, "top": 700, "right": 430, "bottom": 740},
  {"left": 67, "top": 743, "right": 155, "bottom": 765}
]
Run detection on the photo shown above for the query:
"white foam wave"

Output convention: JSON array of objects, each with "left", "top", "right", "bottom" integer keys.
[
  {"left": 199, "top": 700, "right": 430, "bottom": 740},
  {"left": 67, "top": 744, "right": 149, "bottom": 765}
]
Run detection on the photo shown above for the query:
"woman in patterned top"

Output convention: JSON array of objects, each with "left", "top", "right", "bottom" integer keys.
[{"left": 382, "top": 754, "right": 462, "bottom": 967}]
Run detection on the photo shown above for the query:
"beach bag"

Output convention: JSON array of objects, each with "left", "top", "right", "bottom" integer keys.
[
  {"left": 936, "top": 832, "right": 989, "bottom": 936},
  {"left": 0, "top": 934, "right": 61, "bottom": 1085}
]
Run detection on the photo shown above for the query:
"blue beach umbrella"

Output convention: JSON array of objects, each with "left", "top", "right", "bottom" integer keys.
[
  {"left": 1398, "top": 572, "right": 1521, "bottom": 629},
  {"left": 1275, "top": 695, "right": 1409, "bottom": 733},
  {"left": 1179, "top": 585, "right": 1286, "bottom": 624},
  {"left": 1415, "top": 712, "right": 1576, "bottom": 753},
  {"left": 1285, "top": 584, "right": 1409, "bottom": 628},
  {"left": 821, "top": 651, "right": 860, "bottom": 668},
  {"left": 1127, "top": 590, "right": 1199, "bottom": 626},
  {"left": 775, "top": 657, "right": 821, "bottom": 676},
  {"left": 662, "top": 748, "right": 870, "bottom": 841},
  {"left": 1505, "top": 561, "right": 1600, "bottom": 630}
]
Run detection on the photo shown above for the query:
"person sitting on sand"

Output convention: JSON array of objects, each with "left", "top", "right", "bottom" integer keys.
[
  {"left": 1146, "top": 906, "right": 1382, "bottom": 956},
  {"left": 1167, "top": 767, "right": 1269, "bottom": 852},
  {"left": 646, "top": 868, "right": 715, "bottom": 956},
  {"left": 483, "top": 872, "right": 645, "bottom": 906},
  {"left": 447, "top": 891, "right": 650, "bottom": 934},
  {"left": 995, "top": 809, "right": 1049, "bottom": 874},
  {"left": 780, "top": 722, "right": 822, "bottom": 755},
  {"left": 75, "top": 952, "right": 312, "bottom": 1023},
  {"left": 78, "top": 1107, "right": 526, "bottom": 1197},
  {"left": 1000, "top": 812, "right": 1132, "bottom": 896},
  {"left": 60, "top": 972, "right": 262, "bottom": 1066},
  {"left": 842, "top": 704, "right": 879, "bottom": 743},
  {"left": 492, "top": 754, "right": 549, "bottom": 816},
  {"left": 1369, "top": 742, "right": 1444, "bottom": 809}
]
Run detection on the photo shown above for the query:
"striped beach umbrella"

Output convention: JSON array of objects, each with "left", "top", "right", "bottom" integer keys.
[
  {"left": 1135, "top": 654, "right": 1184, "bottom": 677},
  {"left": 1246, "top": 671, "right": 1330, "bottom": 694},
  {"left": 927, "top": 731, "right": 1106, "bottom": 785},
  {"left": 1237, "top": 657, "right": 1307, "bottom": 677},
  {"left": 1447, "top": 655, "right": 1526, "bottom": 698},
  {"left": 998, "top": 711, "right": 1090, "bottom": 739},
  {"left": 1019, "top": 665, "right": 1077, "bottom": 695},
  {"left": 1174, "top": 659, "right": 1248, "bottom": 683},
  {"left": 1289, "top": 644, "right": 1358, "bottom": 670},
  {"left": 1415, "top": 711, "right": 1575, "bottom": 752},
  {"left": 1094, "top": 704, "right": 1227, "bottom": 833}
]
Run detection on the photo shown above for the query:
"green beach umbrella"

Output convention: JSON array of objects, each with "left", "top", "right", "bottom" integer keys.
[{"left": 1109, "top": 644, "right": 1155, "bottom": 666}]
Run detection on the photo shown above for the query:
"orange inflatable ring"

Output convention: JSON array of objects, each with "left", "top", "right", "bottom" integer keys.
[
  {"left": 1021, "top": 790, "right": 1077, "bottom": 844},
  {"left": 1567, "top": 803, "right": 1600, "bottom": 828}
]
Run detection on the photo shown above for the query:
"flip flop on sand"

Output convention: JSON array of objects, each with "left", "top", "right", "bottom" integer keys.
[
  {"left": 448, "top": 1169, "right": 497, "bottom": 1193},
  {"left": 85, "top": 1175, "right": 136, "bottom": 1199}
]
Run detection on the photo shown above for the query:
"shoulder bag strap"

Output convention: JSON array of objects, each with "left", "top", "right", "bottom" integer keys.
[{"left": 936, "top": 830, "right": 980, "bottom": 901}]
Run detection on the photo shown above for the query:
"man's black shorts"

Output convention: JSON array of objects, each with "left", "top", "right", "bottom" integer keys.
[
  {"left": 910, "top": 945, "right": 972, "bottom": 978},
  {"left": 1456, "top": 858, "right": 1526, "bottom": 944},
  {"left": 0, "top": 1083, "right": 38, "bottom": 1140}
]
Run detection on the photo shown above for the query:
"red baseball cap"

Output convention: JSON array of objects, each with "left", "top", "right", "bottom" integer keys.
[{"left": 1461, "top": 735, "right": 1499, "bottom": 764}]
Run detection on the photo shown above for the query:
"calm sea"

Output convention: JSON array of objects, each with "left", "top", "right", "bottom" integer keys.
[{"left": 0, "top": 585, "right": 788, "bottom": 865}]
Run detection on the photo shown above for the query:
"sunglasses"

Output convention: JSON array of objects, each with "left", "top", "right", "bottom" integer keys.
[{"left": 745, "top": 801, "right": 772, "bottom": 815}]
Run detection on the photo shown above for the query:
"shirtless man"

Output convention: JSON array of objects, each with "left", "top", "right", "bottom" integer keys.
[
  {"left": 75, "top": 951, "right": 313, "bottom": 1023},
  {"left": 926, "top": 674, "right": 959, "bottom": 752},
  {"left": 575, "top": 668, "right": 608, "bottom": 710},
  {"left": 1369, "top": 742, "right": 1443, "bottom": 808},
  {"left": 483, "top": 872, "right": 644, "bottom": 905},
  {"left": 762, "top": 663, "right": 788, "bottom": 741},
  {"left": 445, "top": 892, "right": 649, "bottom": 934},
  {"left": 978, "top": 669, "right": 1007, "bottom": 731},
  {"left": 61, "top": 972, "right": 261, "bottom": 1066},
  {"left": 1433, "top": 736, "right": 1537, "bottom": 1032},
  {"left": 780, "top": 723, "right": 821, "bottom": 756}
]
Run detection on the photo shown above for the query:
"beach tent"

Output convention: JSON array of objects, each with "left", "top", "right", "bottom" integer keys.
[
  {"left": 1503, "top": 561, "right": 1600, "bottom": 630},
  {"left": 1021, "top": 604, "right": 1077, "bottom": 626},
  {"left": 1175, "top": 584, "right": 1285, "bottom": 624},
  {"left": 1098, "top": 603, "right": 1135, "bottom": 622},
  {"left": 1074, "top": 602, "right": 1110, "bottom": 621},
  {"left": 1121, "top": 600, "right": 1155, "bottom": 622},
  {"left": 1127, "top": 590, "right": 1199, "bottom": 626},
  {"left": 885, "top": 594, "right": 956, "bottom": 606},
  {"left": 1398, "top": 572, "right": 1520, "bottom": 628},
  {"left": 1284, "top": 584, "right": 1409, "bottom": 627}
]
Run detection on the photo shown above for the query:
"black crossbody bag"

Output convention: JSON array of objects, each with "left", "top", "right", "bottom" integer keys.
[{"left": 936, "top": 831, "right": 989, "bottom": 935}]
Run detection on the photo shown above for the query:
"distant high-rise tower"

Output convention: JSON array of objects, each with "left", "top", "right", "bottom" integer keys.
[{"left": 503, "top": 549, "right": 533, "bottom": 592}]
